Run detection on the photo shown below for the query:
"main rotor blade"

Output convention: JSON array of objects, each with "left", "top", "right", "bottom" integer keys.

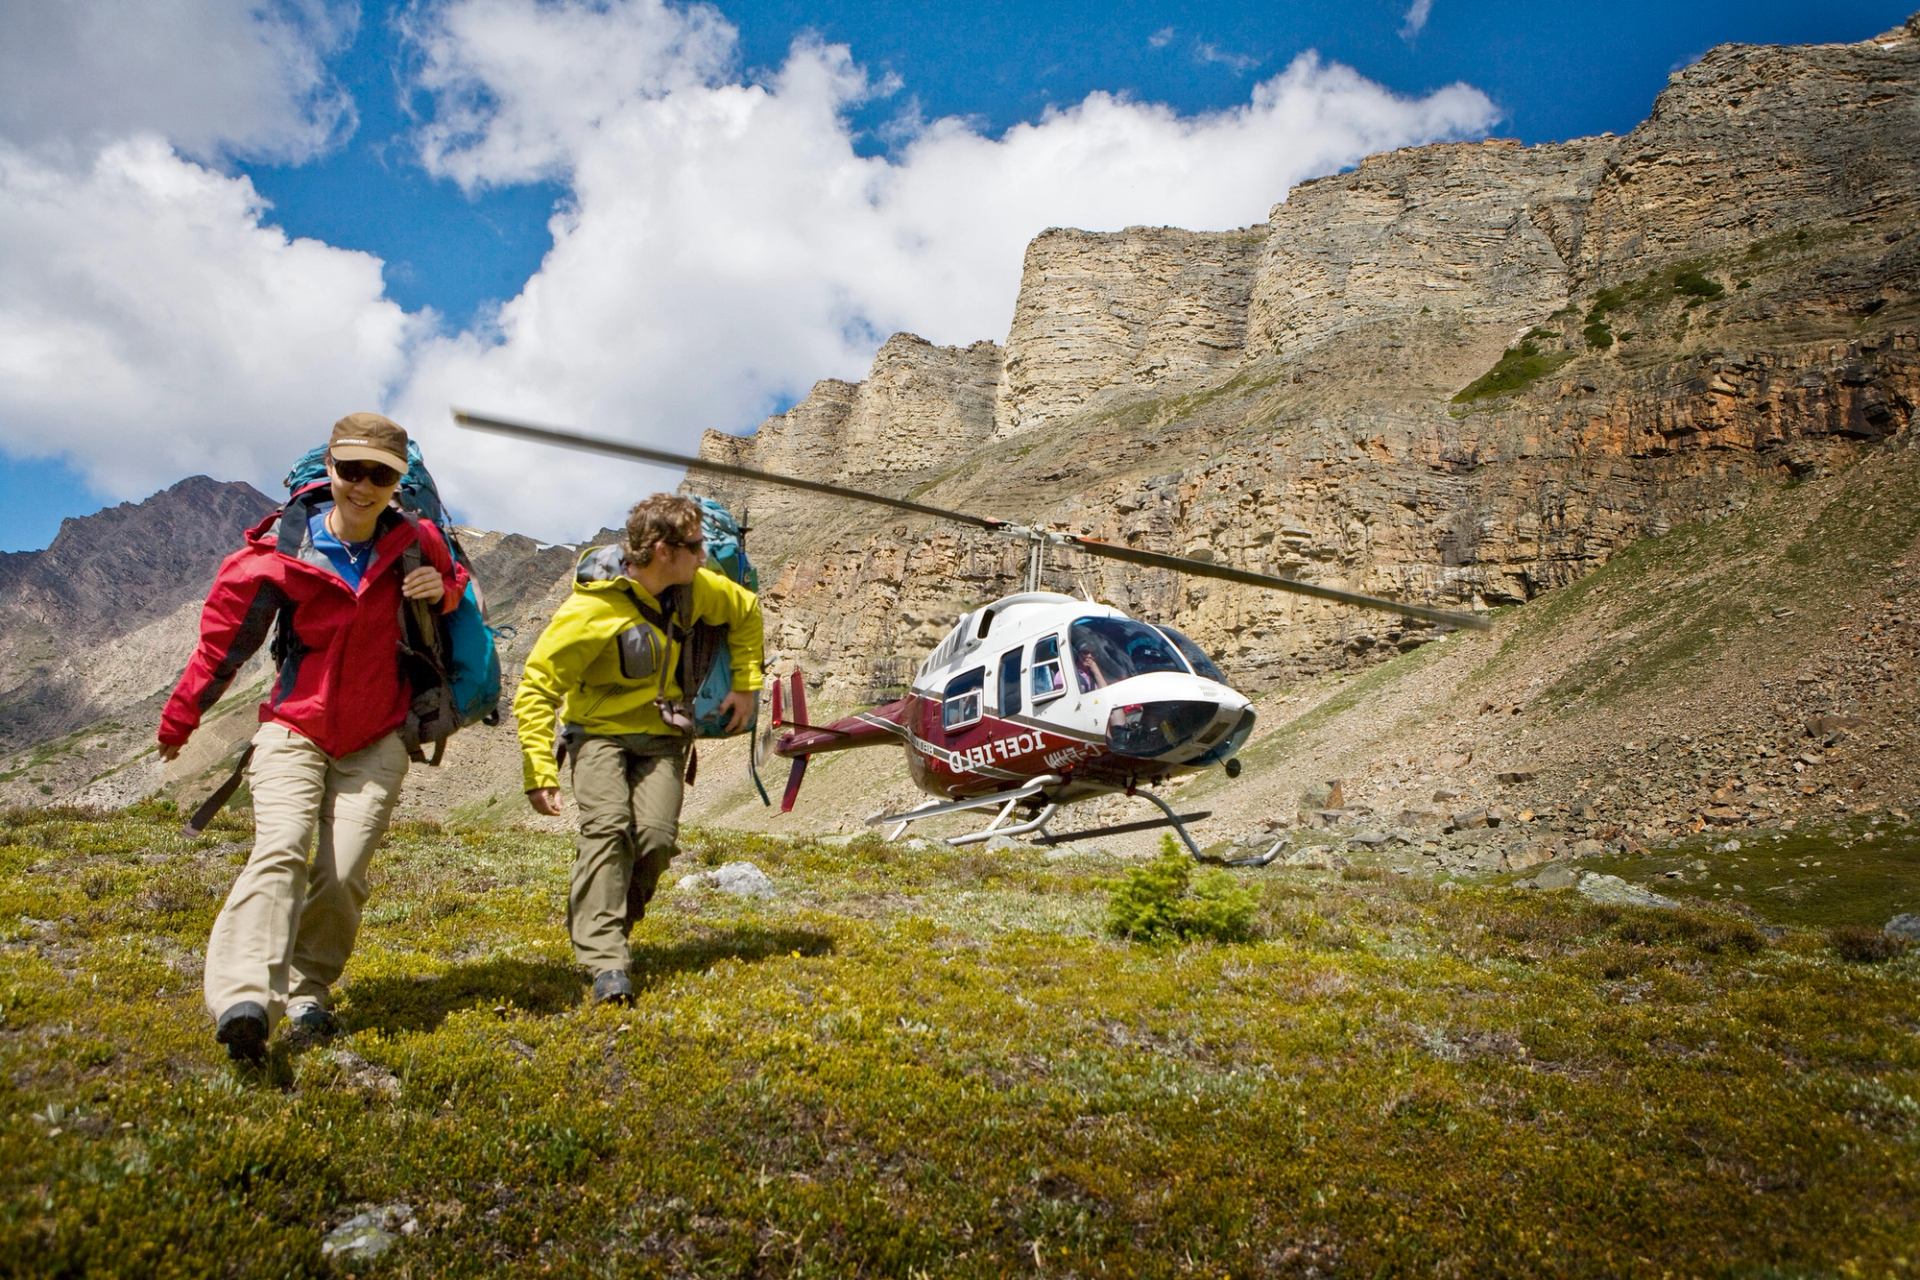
[
  {"left": 1056, "top": 533, "right": 1490, "bottom": 631},
  {"left": 452, "top": 408, "right": 1490, "bottom": 631},
  {"left": 453, "top": 409, "right": 1007, "bottom": 531}
]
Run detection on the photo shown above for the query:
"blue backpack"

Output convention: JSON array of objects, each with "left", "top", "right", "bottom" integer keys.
[
  {"left": 285, "top": 442, "right": 503, "bottom": 759},
  {"left": 684, "top": 496, "right": 758, "bottom": 738}
]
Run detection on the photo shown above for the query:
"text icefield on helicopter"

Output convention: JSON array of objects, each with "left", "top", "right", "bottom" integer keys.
[{"left": 454, "top": 410, "right": 1490, "bottom": 867}]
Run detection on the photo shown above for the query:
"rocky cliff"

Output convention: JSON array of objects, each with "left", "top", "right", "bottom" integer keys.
[{"left": 691, "top": 17, "right": 1920, "bottom": 706}]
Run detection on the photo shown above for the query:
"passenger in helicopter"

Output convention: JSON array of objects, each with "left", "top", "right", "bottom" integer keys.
[{"left": 1075, "top": 648, "right": 1110, "bottom": 692}]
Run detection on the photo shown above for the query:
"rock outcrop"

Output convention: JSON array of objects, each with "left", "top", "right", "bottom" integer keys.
[
  {"left": 1246, "top": 138, "right": 1615, "bottom": 358},
  {"left": 997, "top": 226, "right": 1268, "bottom": 436}
]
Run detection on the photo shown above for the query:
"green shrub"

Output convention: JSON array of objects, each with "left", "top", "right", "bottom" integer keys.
[
  {"left": 1583, "top": 321, "right": 1614, "bottom": 350},
  {"left": 1106, "top": 846, "right": 1258, "bottom": 944},
  {"left": 1673, "top": 269, "right": 1724, "bottom": 300},
  {"left": 1451, "top": 340, "right": 1575, "bottom": 405},
  {"left": 1828, "top": 924, "right": 1908, "bottom": 964}
]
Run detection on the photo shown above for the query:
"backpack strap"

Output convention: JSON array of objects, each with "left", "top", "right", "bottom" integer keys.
[
  {"left": 181, "top": 743, "right": 255, "bottom": 837},
  {"left": 395, "top": 521, "right": 452, "bottom": 765}
]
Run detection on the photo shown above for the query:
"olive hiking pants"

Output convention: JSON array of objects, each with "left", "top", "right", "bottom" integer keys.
[{"left": 567, "top": 736, "right": 685, "bottom": 973}]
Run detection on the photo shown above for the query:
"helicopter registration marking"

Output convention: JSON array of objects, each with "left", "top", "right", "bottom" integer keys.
[
  {"left": 1042, "top": 743, "right": 1101, "bottom": 771},
  {"left": 944, "top": 728, "right": 1051, "bottom": 775}
]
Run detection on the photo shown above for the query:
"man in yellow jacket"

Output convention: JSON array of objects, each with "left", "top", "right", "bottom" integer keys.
[{"left": 515, "top": 494, "right": 763, "bottom": 1004}]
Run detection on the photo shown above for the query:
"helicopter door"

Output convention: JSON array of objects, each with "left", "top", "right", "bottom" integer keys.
[{"left": 996, "top": 649, "right": 1022, "bottom": 718}]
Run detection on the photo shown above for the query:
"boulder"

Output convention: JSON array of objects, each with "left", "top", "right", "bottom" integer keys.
[
  {"left": 1577, "top": 874, "right": 1679, "bottom": 910},
  {"left": 676, "top": 862, "right": 775, "bottom": 898}
]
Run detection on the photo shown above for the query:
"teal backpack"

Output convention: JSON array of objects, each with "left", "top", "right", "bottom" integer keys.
[
  {"left": 685, "top": 497, "right": 758, "bottom": 738},
  {"left": 628, "top": 496, "right": 768, "bottom": 803}
]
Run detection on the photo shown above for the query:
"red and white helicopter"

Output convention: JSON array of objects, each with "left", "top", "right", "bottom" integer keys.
[{"left": 456, "top": 412, "right": 1489, "bottom": 865}]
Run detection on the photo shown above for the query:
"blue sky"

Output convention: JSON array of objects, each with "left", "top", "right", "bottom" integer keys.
[{"left": 0, "top": 0, "right": 1910, "bottom": 547}]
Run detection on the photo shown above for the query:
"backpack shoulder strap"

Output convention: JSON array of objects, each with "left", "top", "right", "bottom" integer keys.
[{"left": 182, "top": 743, "right": 255, "bottom": 837}]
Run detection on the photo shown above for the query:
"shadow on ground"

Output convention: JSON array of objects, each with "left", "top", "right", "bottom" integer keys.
[{"left": 342, "top": 926, "right": 837, "bottom": 1034}]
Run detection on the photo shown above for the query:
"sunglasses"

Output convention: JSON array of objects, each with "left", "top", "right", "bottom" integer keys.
[
  {"left": 332, "top": 458, "right": 402, "bottom": 486},
  {"left": 672, "top": 537, "right": 706, "bottom": 555}
]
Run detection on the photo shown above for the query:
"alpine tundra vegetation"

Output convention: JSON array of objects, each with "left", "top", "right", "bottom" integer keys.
[{"left": 1, "top": 805, "right": 1915, "bottom": 1276}]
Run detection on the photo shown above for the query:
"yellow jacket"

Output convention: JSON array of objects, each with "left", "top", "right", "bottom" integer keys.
[{"left": 514, "top": 546, "right": 764, "bottom": 791}]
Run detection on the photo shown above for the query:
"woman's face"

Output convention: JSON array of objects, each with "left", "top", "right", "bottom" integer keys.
[{"left": 326, "top": 455, "right": 402, "bottom": 523}]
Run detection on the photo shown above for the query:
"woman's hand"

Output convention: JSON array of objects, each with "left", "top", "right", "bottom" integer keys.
[{"left": 402, "top": 566, "right": 447, "bottom": 604}]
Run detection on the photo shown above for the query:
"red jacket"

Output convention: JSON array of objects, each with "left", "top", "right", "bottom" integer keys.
[{"left": 159, "top": 484, "right": 469, "bottom": 759}]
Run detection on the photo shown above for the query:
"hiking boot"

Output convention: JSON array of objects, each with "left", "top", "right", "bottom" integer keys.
[
  {"left": 286, "top": 1001, "right": 340, "bottom": 1041},
  {"left": 215, "top": 1002, "right": 269, "bottom": 1065},
  {"left": 590, "top": 969, "right": 633, "bottom": 1006}
]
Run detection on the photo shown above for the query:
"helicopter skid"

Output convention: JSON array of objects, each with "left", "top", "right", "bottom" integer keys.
[{"left": 869, "top": 775, "right": 1063, "bottom": 842}]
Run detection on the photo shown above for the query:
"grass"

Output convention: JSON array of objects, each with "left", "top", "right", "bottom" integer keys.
[
  {"left": 1450, "top": 339, "right": 1576, "bottom": 405},
  {"left": 3, "top": 805, "right": 1915, "bottom": 1275}
]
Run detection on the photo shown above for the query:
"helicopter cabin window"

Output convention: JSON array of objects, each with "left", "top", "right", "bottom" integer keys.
[
  {"left": 1069, "top": 617, "right": 1186, "bottom": 691},
  {"left": 942, "top": 668, "right": 985, "bottom": 731},
  {"left": 1153, "top": 625, "right": 1228, "bottom": 684},
  {"left": 997, "top": 649, "right": 1022, "bottom": 716},
  {"left": 1029, "top": 635, "right": 1066, "bottom": 703}
]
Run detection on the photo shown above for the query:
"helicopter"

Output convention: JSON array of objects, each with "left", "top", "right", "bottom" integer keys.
[{"left": 454, "top": 410, "right": 1490, "bottom": 865}]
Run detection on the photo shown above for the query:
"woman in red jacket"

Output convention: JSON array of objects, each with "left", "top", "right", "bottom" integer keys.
[{"left": 158, "top": 413, "right": 467, "bottom": 1065}]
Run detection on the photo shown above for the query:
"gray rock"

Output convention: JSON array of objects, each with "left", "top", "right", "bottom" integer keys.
[
  {"left": 1505, "top": 844, "right": 1555, "bottom": 872},
  {"left": 1348, "top": 831, "right": 1392, "bottom": 847},
  {"left": 675, "top": 862, "right": 775, "bottom": 898},
  {"left": 1885, "top": 913, "right": 1920, "bottom": 942},
  {"left": 1397, "top": 807, "right": 1449, "bottom": 832},
  {"left": 1528, "top": 862, "right": 1580, "bottom": 891},
  {"left": 322, "top": 1204, "right": 415, "bottom": 1264},
  {"left": 1577, "top": 874, "right": 1679, "bottom": 910}
]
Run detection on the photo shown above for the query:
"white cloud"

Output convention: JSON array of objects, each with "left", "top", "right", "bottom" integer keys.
[
  {"left": 1149, "top": 27, "right": 1176, "bottom": 50},
  {"left": 0, "top": 0, "right": 359, "bottom": 164},
  {"left": 392, "top": 0, "right": 1497, "bottom": 539},
  {"left": 1194, "top": 41, "right": 1262, "bottom": 74},
  {"left": 0, "top": 138, "right": 423, "bottom": 495},
  {"left": 0, "top": 0, "right": 1499, "bottom": 541},
  {"left": 1401, "top": 0, "right": 1436, "bottom": 41}
]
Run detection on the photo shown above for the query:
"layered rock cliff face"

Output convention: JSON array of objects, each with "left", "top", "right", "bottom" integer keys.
[
  {"left": 692, "top": 18, "right": 1920, "bottom": 708},
  {"left": 1575, "top": 25, "right": 1920, "bottom": 284},
  {"left": 1245, "top": 137, "right": 1614, "bottom": 358},
  {"left": 998, "top": 226, "right": 1269, "bottom": 436}
]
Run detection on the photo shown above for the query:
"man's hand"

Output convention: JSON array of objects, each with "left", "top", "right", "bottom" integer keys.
[
  {"left": 527, "top": 787, "right": 563, "bottom": 816},
  {"left": 719, "top": 689, "right": 757, "bottom": 734},
  {"left": 402, "top": 566, "right": 447, "bottom": 604},
  {"left": 157, "top": 742, "right": 182, "bottom": 763}
]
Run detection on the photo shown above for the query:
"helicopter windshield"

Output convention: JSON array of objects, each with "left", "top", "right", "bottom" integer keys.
[
  {"left": 1152, "top": 625, "right": 1228, "bottom": 684},
  {"left": 1069, "top": 616, "right": 1189, "bottom": 691}
]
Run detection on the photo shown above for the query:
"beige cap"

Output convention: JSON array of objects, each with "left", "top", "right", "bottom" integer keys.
[{"left": 328, "top": 412, "right": 409, "bottom": 473}]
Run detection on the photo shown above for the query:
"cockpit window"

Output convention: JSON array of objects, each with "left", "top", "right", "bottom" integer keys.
[
  {"left": 1153, "top": 625, "right": 1228, "bottom": 684},
  {"left": 1068, "top": 616, "right": 1187, "bottom": 691}
]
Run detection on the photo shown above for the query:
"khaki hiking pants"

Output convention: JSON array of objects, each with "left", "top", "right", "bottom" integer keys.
[
  {"left": 568, "top": 736, "right": 685, "bottom": 973},
  {"left": 203, "top": 722, "right": 409, "bottom": 1027}
]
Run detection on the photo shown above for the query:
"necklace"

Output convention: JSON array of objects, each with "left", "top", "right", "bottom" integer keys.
[{"left": 326, "top": 509, "right": 375, "bottom": 568}]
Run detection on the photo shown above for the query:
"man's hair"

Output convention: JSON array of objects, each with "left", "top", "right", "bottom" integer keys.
[{"left": 625, "top": 494, "right": 702, "bottom": 566}]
